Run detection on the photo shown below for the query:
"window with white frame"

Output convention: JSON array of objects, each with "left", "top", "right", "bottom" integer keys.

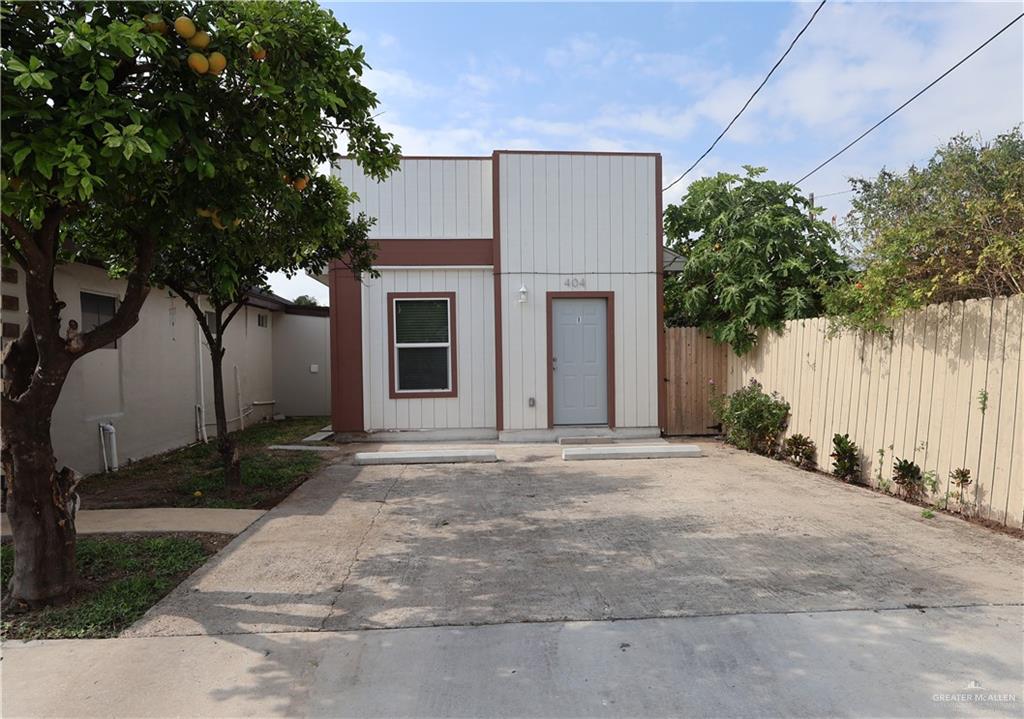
[{"left": 392, "top": 296, "right": 453, "bottom": 393}]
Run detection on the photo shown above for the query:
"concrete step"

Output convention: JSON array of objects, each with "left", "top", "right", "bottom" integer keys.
[
  {"left": 562, "top": 445, "right": 703, "bottom": 461},
  {"left": 354, "top": 449, "right": 498, "bottom": 466},
  {"left": 559, "top": 436, "right": 667, "bottom": 445}
]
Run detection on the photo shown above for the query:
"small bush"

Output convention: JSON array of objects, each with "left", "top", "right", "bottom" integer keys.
[
  {"left": 710, "top": 379, "right": 789, "bottom": 455},
  {"left": 892, "top": 457, "right": 925, "bottom": 501},
  {"left": 782, "top": 434, "right": 816, "bottom": 469},
  {"left": 951, "top": 467, "right": 973, "bottom": 514},
  {"left": 831, "top": 434, "right": 861, "bottom": 482}
]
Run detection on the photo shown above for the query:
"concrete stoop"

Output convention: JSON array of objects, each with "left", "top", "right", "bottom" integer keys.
[
  {"left": 354, "top": 449, "right": 499, "bottom": 466},
  {"left": 562, "top": 445, "right": 703, "bottom": 461}
]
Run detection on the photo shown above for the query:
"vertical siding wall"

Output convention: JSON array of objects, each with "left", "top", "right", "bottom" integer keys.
[
  {"left": 361, "top": 268, "right": 496, "bottom": 430},
  {"left": 723, "top": 296, "right": 1023, "bottom": 528},
  {"left": 498, "top": 153, "right": 660, "bottom": 430},
  {"left": 334, "top": 158, "right": 492, "bottom": 239}
]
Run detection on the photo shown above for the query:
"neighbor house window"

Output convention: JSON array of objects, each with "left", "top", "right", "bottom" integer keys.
[
  {"left": 257, "top": 313, "right": 269, "bottom": 328},
  {"left": 388, "top": 293, "right": 457, "bottom": 398},
  {"left": 80, "top": 291, "right": 117, "bottom": 349}
]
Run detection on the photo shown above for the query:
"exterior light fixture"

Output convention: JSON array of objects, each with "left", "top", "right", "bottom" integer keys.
[{"left": 518, "top": 285, "right": 528, "bottom": 304}]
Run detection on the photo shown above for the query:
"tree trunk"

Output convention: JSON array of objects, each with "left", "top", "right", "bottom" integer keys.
[
  {"left": 1, "top": 404, "right": 78, "bottom": 608},
  {"left": 209, "top": 347, "right": 242, "bottom": 492}
]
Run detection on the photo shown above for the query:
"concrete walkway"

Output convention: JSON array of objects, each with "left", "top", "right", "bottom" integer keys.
[
  {"left": 0, "top": 508, "right": 265, "bottom": 537},
  {"left": 3, "top": 442, "right": 1022, "bottom": 717},
  {"left": 4, "top": 606, "right": 1021, "bottom": 717}
]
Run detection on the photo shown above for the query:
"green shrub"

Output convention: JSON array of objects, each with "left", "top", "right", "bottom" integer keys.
[
  {"left": 830, "top": 434, "right": 861, "bottom": 482},
  {"left": 710, "top": 380, "right": 789, "bottom": 455},
  {"left": 892, "top": 457, "right": 925, "bottom": 501},
  {"left": 782, "top": 434, "right": 816, "bottom": 469}
]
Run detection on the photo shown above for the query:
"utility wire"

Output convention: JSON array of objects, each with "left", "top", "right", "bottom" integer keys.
[
  {"left": 662, "top": 0, "right": 828, "bottom": 193},
  {"left": 796, "top": 11, "right": 1024, "bottom": 185}
]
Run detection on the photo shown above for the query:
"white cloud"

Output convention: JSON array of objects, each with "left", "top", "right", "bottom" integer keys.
[{"left": 363, "top": 68, "right": 440, "bottom": 100}]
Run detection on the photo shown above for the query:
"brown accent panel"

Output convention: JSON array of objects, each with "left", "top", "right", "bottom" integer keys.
[
  {"left": 2, "top": 294, "right": 18, "bottom": 311},
  {"left": 374, "top": 239, "right": 492, "bottom": 266},
  {"left": 386, "top": 292, "right": 458, "bottom": 399},
  {"left": 655, "top": 154, "right": 667, "bottom": 435},
  {"left": 1, "top": 266, "right": 17, "bottom": 284},
  {"left": 545, "top": 291, "right": 616, "bottom": 429},
  {"left": 329, "top": 264, "right": 364, "bottom": 432},
  {"left": 491, "top": 152, "right": 504, "bottom": 431},
  {"left": 2, "top": 322, "right": 20, "bottom": 339}
]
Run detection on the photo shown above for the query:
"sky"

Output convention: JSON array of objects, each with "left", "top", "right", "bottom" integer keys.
[{"left": 269, "top": 0, "right": 1024, "bottom": 304}]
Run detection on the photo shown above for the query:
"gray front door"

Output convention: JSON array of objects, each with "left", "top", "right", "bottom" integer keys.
[{"left": 552, "top": 298, "right": 608, "bottom": 425}]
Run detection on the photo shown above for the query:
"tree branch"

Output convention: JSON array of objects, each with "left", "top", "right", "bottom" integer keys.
[
  {"left": 77, "top": 233, "right": 157, "bottom": 354},
  {"left": 166, "top": 279, "right": 219, "bottom": 350},
  {"left": 0, "top": 212, "right": 43, "bottom": 267}
]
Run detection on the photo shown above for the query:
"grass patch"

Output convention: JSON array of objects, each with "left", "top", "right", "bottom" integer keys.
[
  {"left": 78, "top": 417, "right": 332, "bottom": 510},
  {"left": 1, "top": 534, "right": 223, "bottom": 640}
]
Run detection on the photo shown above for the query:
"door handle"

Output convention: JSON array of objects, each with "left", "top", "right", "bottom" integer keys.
[{"left": 552, "top": 356, "right": 557, "bottom": 372}]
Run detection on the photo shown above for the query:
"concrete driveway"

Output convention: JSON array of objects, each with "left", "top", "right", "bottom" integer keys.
[{"left": 4, "top": 441, "right": 1023, "bottom": 717}]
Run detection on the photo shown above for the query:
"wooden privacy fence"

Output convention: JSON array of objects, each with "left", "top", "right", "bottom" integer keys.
[
  {"left": 664, "top": 327, "right": 728, "bottom": 435},
  {"left": 665, "top": 295, "right": 1023, "bottom": 529}
]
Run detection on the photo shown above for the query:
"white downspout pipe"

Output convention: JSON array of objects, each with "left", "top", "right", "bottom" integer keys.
[
  {"left": 196, "top": 319, "right": 208, "bottom": 443},
  {"left": 99, "top": 423, "right": 118, "bottom": 472},
  {"left": 234, "top": 364, "right": 244, "bottom": 430}
]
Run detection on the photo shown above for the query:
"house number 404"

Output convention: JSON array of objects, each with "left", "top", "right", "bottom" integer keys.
[{"left": 563, "top": 277, "right": 586, "bottom": 289}]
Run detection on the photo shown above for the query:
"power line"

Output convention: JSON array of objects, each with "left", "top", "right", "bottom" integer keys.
[
  {"left": 795, "top": 11, "right": 1024, "bottom": 185},
  {"left": 815, "top": 189, "right": 854, "bottom": 198},
  {"left": 662, "top": 0, "right": 828, "bottom": 193}
]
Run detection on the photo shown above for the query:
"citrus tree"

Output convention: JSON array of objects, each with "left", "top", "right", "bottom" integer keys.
[
  {"left": 151, "top": 175, "right": 377, "bottom": 492},
  {"left": 826, "top": 129, "right": 1024, "bottom": 332},
  {"left": 1, "top": 0, "right": 398, "bottom": 606},
  {"left": 663, "top": 166, "right": 849, "bottom": 354}
]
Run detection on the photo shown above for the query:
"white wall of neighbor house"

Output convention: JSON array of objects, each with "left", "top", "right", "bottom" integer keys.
[
  {"left": 497, "top": 152, "right": 659, "bottom": 430},
  {"left": 272, "top": 313, "right": 331, "bottom": 417},
  {"left": 334, "top": 158, "right": 493, "bottom": 238},
  {"left": 1, "top": 263, "right": 288, "bottom": 476},
  {"left": 361, "top": 268, "right": 496, "bottom": 431}
]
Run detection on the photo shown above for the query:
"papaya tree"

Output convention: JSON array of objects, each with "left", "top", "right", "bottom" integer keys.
[
  {"left": 0, "top": 0, "right": 398, "bottom": 606},
  {"left": 663, "top": 166, "right": 850, "bottom": 354}
]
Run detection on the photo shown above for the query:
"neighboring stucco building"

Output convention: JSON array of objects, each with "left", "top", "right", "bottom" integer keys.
[
  {"left": 328, "top": 150, "right": 665, "bottom": 441},
  {"left": 1, "top": 262, "right": 330, "bottom": 474}
]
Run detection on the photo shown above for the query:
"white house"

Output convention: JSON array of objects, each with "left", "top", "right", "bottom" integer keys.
[
  {"left": 327, "top": 150, "right": 666, "bottom": 441},
  {"left": 1, "top": 262, "right": 331, "bottom": 474}
]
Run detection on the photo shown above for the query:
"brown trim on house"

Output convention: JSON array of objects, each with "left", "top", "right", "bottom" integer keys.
[
  {"left": 655, "top": 154, "right": 667, "bottom": 435},
  {"left": 545, "top": 291, "right": 616, "bottom": 429},
  {"left": 373, "top": 239, "right": 493, "bottom": 266},
  {"left": 492, "top": 151, "right": 504, "bottom": 431},
  {"left": 495, "top": 150, "right": 660, "bottom": 158},
  {"left": 329, "top": 265, "right": 364, "bottom": 432},
  {"left": 386, "top": 291, "right": 458, "bottom": 399}
]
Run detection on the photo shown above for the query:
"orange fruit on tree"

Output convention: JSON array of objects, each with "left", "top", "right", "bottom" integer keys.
[
  {"left": 207, "top": 52, "right": 227, "bottom": 75},
  {"left": 174, "top": 16, "right": 196, "bottom": 39},
  {"left": 188, "top": 31, "right": 211, "bottom": 49},
  {"left": 292, "top": 176, "right": 309, "bottom": 191},
  {"left": 187, "top": 52, "right": 209, "bottom": 74},
  {"left": 196, "top": 207, "right": 213, "bottom": 218},
  {"left": 210, "top": 210, "right": 227, "bottom": 231},
  {"left": 250, "top": 45, "right": 267, "bottom": 61}
]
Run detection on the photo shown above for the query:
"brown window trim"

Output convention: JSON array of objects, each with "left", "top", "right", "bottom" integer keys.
[
  {"left": 546, "top": 291, "right": 616, "bottom": 429},
  {"left": 387, "top": 291, "right": 458, "bottom": 399}
]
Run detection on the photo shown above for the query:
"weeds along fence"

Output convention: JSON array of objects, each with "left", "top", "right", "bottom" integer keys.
[{"left": 665, "top": 295, "right": 1023, "bottom": 528}]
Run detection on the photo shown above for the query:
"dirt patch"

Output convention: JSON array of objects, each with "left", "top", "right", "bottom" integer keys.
[{"left": 77, "top": 417, "right": 333, "bottom": 510}]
